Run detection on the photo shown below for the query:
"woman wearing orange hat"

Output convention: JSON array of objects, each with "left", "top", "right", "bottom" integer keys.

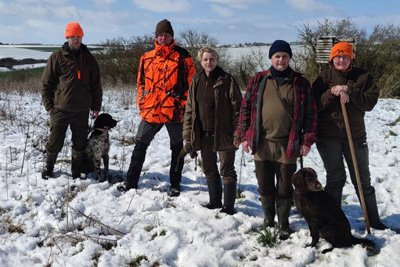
[{"left": 312, "top": 42, "right": 388, "bottom": 230}]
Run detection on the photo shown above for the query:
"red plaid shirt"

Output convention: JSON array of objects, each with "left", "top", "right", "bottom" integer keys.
[{"left": 238, "top": 69, "right": 317, "bottom": 157}]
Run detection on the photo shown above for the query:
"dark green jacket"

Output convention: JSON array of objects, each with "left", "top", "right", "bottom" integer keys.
[
  {"left": 41, "top": 43, "right": 102, "bottom": 113},
  {"left": 312, "top": 65, "right": 379, "bottom": 142},
  {"left": 183, "top": 67, "right": 243, "bottom": 152}
]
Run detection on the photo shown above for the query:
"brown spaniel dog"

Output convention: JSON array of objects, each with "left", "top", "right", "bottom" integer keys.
[{"left": 292, "top": 168, "right": 375, "bottom": 254}]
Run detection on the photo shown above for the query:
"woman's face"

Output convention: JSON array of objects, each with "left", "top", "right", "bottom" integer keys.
[
  {"left": 332, "top": 55, "right": 351, "bottom": 72},
  {"left": 201, "top": 52, "right": 217, "bottom": 75}
]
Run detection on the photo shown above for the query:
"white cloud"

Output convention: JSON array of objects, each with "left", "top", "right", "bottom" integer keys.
[
  {"left": 93, "top": 0, "right": 117, "bottom": 7},
  {"left": 204, "top": 0, "right": 267, "bottom": 9},
  {"left": 285, "top": 0, "right": 336, "bottom": 13},
  {"left": 94, "top": 0, "right": 116, "bottom": 4},
  {"left": 0, "top": 2, "right": 51, "bottom": 18},
  {"left": 132, "top": 0, "right": 190, "bottom": 13},
  {"left": 211, "top": 4, "right": 234, "bottom": 17},
  {"left": 0, "top": 1, "right": 133, "bottom": 44},
  {"left": 15, "top": 0, "right": 68, "bottom": 4}
]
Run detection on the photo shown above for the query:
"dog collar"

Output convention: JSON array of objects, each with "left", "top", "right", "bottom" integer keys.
[{"left": 93, "top": 127, "right": 110, "bottom": 132}]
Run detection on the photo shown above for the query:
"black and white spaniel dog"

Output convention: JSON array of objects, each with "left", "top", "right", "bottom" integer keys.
[{"left": 86, "top": 113, "right": 117, "bottom": 182}]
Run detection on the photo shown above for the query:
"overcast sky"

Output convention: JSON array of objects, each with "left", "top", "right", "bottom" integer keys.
[{"left": 1, "top": 0, "right": 400, "bottom": 45}]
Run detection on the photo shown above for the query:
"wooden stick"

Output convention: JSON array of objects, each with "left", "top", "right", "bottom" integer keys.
[{"left": 340, "top": 101, "right": 371, "bottom": 234}]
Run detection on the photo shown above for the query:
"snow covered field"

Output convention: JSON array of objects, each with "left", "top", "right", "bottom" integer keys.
[
  {"left": 0, "top": 88, "right": 399, "bottom": 266},
  {"left": 0, "top": 45, "right": 53, "bottom": 60},
  {"left": 0, "top": 45, "right": 52, "bottom": 72}
]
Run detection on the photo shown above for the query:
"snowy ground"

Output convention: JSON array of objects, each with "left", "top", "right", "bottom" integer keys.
[{"left": 0, "top": 89, "right": 399, "bottom": 267}]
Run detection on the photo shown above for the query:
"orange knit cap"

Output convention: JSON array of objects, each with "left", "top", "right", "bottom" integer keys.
[
  {"left": 65, "top": 22, "right": 84, "bottom": 38},
  {"left": 330, "top": 42, "right": 353, "bottom": 61}
]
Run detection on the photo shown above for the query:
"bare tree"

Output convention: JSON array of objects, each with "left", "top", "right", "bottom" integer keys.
[
  {"left": 297, "top": 18, "right": 367, "bottom": 83},
  {"left": 177, "top": 29, "right": 219, "bottom": 72}
]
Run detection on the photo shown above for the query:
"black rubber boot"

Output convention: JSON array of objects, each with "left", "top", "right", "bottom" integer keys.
[
  {"left": 364, "top": 192, "right": 388, "bottom": 230},
  {"left": 125, "top": 141, "right": 148, "bottom": 190},
  {"left": 169, "top": 142, "right": 184, "bottom": 194},
  {"left": 42, "top": 152, "right": 58, "bottom": 179},
  {"left": 203, "top": 179, "right": 222, "bottom": 209},
  {"left": 260, "top": 195, "right": 276, "bottom": 228},
  {"left": 276, "top": 198, "right": 293, "bottom": 240},
  {"left": 71, "top": 150, "right": 92, "bottom": 179},
  {"left": 220, "top": 183, "right": 236, "bottom": 215},
  {"left": 71, "top": 151, "right": 81, "bottom": 179}
]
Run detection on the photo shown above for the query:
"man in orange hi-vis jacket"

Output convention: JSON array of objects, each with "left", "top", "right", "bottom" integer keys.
[{"left": 120, "top": 19, "right": 195, "bottom": 196}]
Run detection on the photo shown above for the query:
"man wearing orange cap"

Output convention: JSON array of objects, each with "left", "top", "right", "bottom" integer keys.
[
  {"left": 313, "top": 42, "right": 388, "bottom": 230},
  {"left": 41, "top": 22, "right": 103, "bottom": 179}
]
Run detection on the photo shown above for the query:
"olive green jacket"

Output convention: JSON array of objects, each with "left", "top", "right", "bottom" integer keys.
[
  {"left": 41, "top": 43, "right": 102, "bottom": 113},
  {"left": 183, "top": 67, "right": 243, "bottom": 152}
]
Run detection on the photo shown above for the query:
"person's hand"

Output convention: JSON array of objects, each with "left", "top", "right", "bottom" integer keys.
[
  {"left": 92, "top": 110, "right": 99, "bottom": 119},
  {"left": 300, "top": 145, "right": 310, "bottom": 156},
  {"left": 242, "top": 140, "right": 251, "bottom": 153},
  {"left": 331, "top": 85, "right": 348, "bottom": 96},
  {"left": 47, "top": 108, "right": 53, "bottom": 115},
  {"left": 339, "top": 91, "right": 349, "bottom": 103},
  {"left": 233, "top": 140, "right": 241, "bottom": 148},
  {"left": 183, "top": 139, "right": 188, "bottom": 145}
]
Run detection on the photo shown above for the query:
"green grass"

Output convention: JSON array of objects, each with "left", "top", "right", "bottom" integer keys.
[
  {"left": 24, "top": 46, "right": 60, "bottom": 53},
  {"left": 257, "top": 226, "right": 279, "bottom": 248},
  {"left": 387, "top": 115, "right": 400, "bottom": 126},
  {"left": 0, "top": 67, "right": 44, "bottom": 80}
]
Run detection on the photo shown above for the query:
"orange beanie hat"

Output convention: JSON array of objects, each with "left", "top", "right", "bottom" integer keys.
[
  {"left": 330, "top": 42, "right": 353, "bottom": 61},
  {"left": 65, "top": 22, "right": 84, "bottom": 38}
]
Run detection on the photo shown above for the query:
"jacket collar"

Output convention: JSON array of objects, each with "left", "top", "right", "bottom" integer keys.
[
  {"left": 155, "top": 40, "right": 176, "bottom": 57},
  {"left": 62, "top": 42, "right": 89, "bottom": 55}
]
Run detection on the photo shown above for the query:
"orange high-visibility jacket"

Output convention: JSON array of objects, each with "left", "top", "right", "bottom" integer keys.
[{"left": 137, "top": 40, "right": 195, "bottom": 123}]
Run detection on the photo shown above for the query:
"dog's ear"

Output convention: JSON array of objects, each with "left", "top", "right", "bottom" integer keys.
[
  {"left": 292, "top": 169, "right": 303, "bottom": 186},
  {"left": 103, "top": 113, "right": 117, "bottom": 128},
  {"left": 308, "top": 168, "right": 317, "bottom": 177},
  {"left": 110, "top": 118, "right": 117, "bottom": 128}
]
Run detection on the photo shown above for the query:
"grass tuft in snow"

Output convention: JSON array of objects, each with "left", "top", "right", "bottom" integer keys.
[
  {"left": 127, "top": 255, "right": 149, "bottom": 266},
  {"left": 257, "top": 226, "right": 278, "bottom": 248}
]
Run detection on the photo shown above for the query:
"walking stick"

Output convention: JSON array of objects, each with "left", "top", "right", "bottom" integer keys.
[{"left": 340, "top": 101, "right": 371, "bottom": 234}]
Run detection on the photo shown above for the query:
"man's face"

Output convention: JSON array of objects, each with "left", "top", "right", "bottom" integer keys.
[
  {"left": 156, "top": 33, "right": 173, "bottom": 46},
  {"left": 67, "top": 36, "right": 82, "bottom": 50},
  {"left": 270, "top": 52, "right": 291, "bottom": 71}
]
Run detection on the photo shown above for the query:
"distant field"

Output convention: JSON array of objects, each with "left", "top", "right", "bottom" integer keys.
[
  {"left": 0, "top": 46, "right": 52, "bottom": 61},
  {"left": 23, "top": 46, "right": 60, "bottom": 53},
  {"left": 0, "top": 66, "right": 44, "bottom": 79}
]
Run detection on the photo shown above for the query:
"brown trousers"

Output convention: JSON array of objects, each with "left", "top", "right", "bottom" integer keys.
[
  {"left": 255, "top": 160, "right": 296, "bottom": 200},
  {"left": 200, "top": 135, "right": 237, "bottom": 184}
]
